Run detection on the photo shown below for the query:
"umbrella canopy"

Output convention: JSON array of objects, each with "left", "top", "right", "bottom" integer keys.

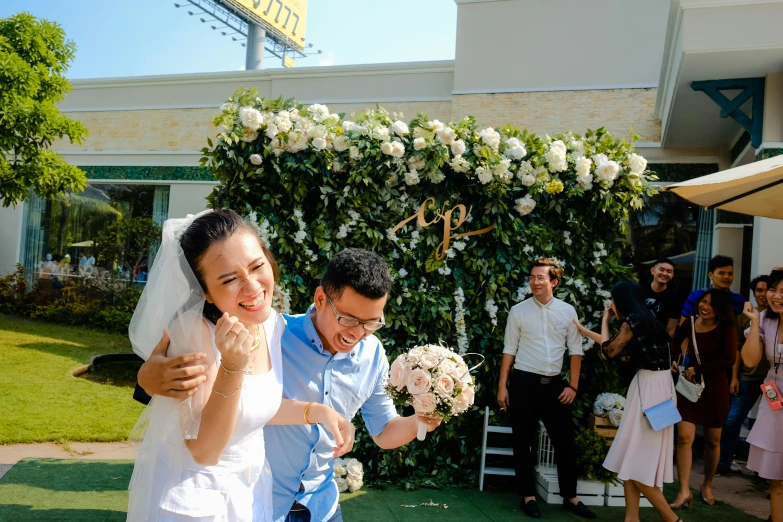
[
  {"left": 70, "top": 240, "right": 94, "bottom": 247},
  {"left": 663, "top": 155, "right": 783, "bottom": 219}
]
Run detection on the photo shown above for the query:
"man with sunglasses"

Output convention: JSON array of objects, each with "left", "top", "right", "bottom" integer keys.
[{"left": 135, "top": 248, "right": 441, "bottom": 522}]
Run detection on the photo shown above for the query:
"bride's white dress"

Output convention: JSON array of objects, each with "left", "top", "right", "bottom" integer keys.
[{"left": 127, "top": 310, "right": 284, "bottom": 522}]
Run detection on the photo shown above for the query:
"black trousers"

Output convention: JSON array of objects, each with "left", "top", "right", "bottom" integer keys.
[{"left": 508, "top": 369, "right": 578, "bottom": 500}]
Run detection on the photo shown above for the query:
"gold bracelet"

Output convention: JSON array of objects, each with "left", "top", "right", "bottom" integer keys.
[
  {"left": 303, "top": 402, "right": 316, "bottom": 425},
  {"left": 212, "top": 383, "right": 243, "bottom": 398},
  {"left": 220, "top": 360, "right": 252, "bottom": 377}
]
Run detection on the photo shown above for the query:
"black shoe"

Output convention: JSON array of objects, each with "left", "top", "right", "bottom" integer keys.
[
  {"left": 714, "top": 465, "right": 731, "bottom": 476},
  {"left": 563, "top": 499, "right": 597, "bottom": 519},
  {"left": 521, "top": 499, "right": 541, "bottom": 519}
]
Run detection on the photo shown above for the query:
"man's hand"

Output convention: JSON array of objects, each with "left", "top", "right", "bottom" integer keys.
[
  {"left": 137, "top": 331, "right": 208, "bottom": 399},
  {"left": 418, "top": 414, "right": 442, "bottom": 433},
  {"left": 497, "top": 387, "right": 510, "bottom": 411},
  {"left": 730, "top": 377, "right": 740, "bottom": 396},
  {"left": 558, "top": 386, "right": 576, "bottom": 405}
]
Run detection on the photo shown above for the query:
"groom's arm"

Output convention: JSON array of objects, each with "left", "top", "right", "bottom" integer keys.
[{"left": 135, "top": 332, "right": 209, "bottom": 400}]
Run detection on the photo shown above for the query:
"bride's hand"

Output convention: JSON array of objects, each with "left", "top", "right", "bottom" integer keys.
[
  {"left": 573, "top": 320, "right": 591, "bottom": 337},
  {"left": 214, "top": 312, "right": 254, "bottom": 370},
  {"left": 307, "top": 404, "right": 351, "bottom": 456}
]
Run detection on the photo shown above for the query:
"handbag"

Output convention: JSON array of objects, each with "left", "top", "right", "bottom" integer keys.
[
  {"left": 675, "top": 316, "right": 705, "bottom": 403},
  {"left": 638, "top": 348, "right": 681, "bottom": 431}
]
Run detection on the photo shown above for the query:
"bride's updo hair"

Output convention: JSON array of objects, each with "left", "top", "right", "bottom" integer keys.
[{"left": 179, "top": 209, "right": 279, "bottom": 323}]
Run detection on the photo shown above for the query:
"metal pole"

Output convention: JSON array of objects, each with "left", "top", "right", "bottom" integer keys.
[{"left": 245, "top": 22, "right": 265, "bottom": 70}]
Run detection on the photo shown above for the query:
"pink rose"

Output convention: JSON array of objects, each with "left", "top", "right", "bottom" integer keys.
[
  {"left": 413, "top": 392, "right": 437, "bottom": 414},
  {"left": 389, "top": 357, "right": 409, "bottom": 390},
  {"left": 419, "top": 351, "right": 440, "bottom": 370},
  {"left": 453, "top": 386, "right": 475, "bottom": 413},
  {"left": 434, "top": 375, "right": 455, "bottom": 397},
  {"left": 406, "top": 369, "right": 432, "bottom": 396}
]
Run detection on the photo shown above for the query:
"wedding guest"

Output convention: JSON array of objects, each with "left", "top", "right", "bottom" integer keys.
[
  {"left": 575, "top": 281, "right": 681, "bottom": 522},
  {"left": 740, "top": 269, "right": 783, "bottom": 522},
  {"left": 670, "top": 290, "right": 737, "bottom": 509},
  {"left": 497, "top": 258, "right": 596, "bottom": 520},
  {"left": 645, "top": 258, "right": 681, "bottom": 337},
  {"left": 126, "top": 210, "right": 351, "bottom": 522},
  {"left": 717, "top": 275, "right": 770, "bottom": 475},
  {"left": 137, "top": 247, "right": 443, "bottom": 522}
]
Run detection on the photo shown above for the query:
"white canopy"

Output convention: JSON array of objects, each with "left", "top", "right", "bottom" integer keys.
[{"left": 664, "top": 155, "right": 783, "bottom": 219}]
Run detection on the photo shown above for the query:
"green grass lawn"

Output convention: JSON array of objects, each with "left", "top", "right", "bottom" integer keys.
[
  {"left": 0, "top": 315, "right": 144, "bottom": 444},
  {"left": 0, "top": 459, "right": 763, "bottom": 522}
]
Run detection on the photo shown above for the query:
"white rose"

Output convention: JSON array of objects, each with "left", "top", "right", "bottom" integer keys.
[
  {"left": 333, "top": 135, "right": 350, "bottom": 152},
  {"left": 249, "top": 154, "right": 262, "bottom": 165},
  {"left": 478, "top": 127, "right": 501, "bottom": 149},
  {"left": 312, "top": 137, "right": 327, "bottom": 150},
  {"left": 450, "top": 155, "right": 470, "bottom": 173},
  {"left": 407, "top": 156, "right": 426, "bottom": 171},
  {"left": 345, "top": 459, "right": 363, "bottom": 477},
  {"left": 595, "top": 160, "right": 620, "bottom": 182},
  {"left": 436, "top": 127, "right": 457, "bottom": 145},
  {"left": 412, "top": 392, "right": 437, "bottom": 414},
  {"left": 434, "top": 375, "right": 455, "bottom": 397},
  {"left": 577, "top": 173, "right": 593, "bottom": 190},
  {"left": 277, "top": 118, "right": 293, "bottom": 134},
  {"left": 545, "top": 143, "right": 567, "bottom": 173},
  {"left": 514, "top": 194, "right": 536, "bottom": 216},
  {"left": 404, "top": 169, "right": 420, "bottom": 186},
  {"left": 239, "top": 106, "right": 264, "bottom": 131},
  {"left": 335, "top": 477, "right": 349, "bottom": 493},
  {"left": 628, "top": 153, "right": 647, "bottom": 176},
  {"left": 391, "top": 120, "right": 409, "bottom": 136},
  {"left": 406, "top": 369, "right": 432, "bottom": 395},
  {"left": 453, "top": 386, "right": 475, "bottom": 413},
  {"left": 592, "top": 153, "right": 608, "bottom": 166},
  {"left": 450, "top": 139, "right": 466, "bottom": 156},
  {"left": 349, "top": 146, "right": 362, "bottom": 160},
  {"left": 476, "top": 166, "right": 493, "bottom": 184},
  {"left": 390, "top": 141, "right": 405, "bottom": 158},
  {"left": 333, "top": 458, "right": 346, "bottom": 476},
  {"left": 308, "top": 125, "right": 328, "bottom": 139},
  {"left": 241, "top": 128, "right": 258, "bottom": 143},
  {"left": 307, "top": 103, "right": 329, "bottom": 122},
  {"left": 342, "top": 121, "right": 357, "bottom": 132},
  {"left": 608, "top": 408, "right": 623, "bottom": 427},
  {"left": 428, "top": 120, "right": 444, "bottom": 132},
  {"left": 413, "top": 137, "right": 427, "bottom": 151},
  {"left": 398, "top": 268, "right": 408, "bottom": 277},
  {"left": 504, "top": 145, "right": 527, "bottom": 160},
  {"left": 294, "top": 230, "right": 307, "bottom": 244},
  {"left": 265, "top": 123, "right": 278, "bottom": 138},
  {"left": 576, "top": 156, "right": 592, "bottom": 177},
  {"left": 519, "top": 174, "right": 536, "bottom": 186},
  {"left": 598, "top": 393, "right": 615, "bottom": 410},
  {"left": 380, "top": 141, "right": 394, "bottom": 156},
  {"left": 372, "top": 125, "right": 390, "bottom": 141},
  {"left": 346, "top": 476, "right": 363, "bottom": 492}
]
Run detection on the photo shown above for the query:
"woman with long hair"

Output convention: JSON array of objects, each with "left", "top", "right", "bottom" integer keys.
[
  {"left": 576, "top": 280, "right": 682, "bottom": 522},
  {"left": 741, "top": 269, "right": 783, "bottom": 522},
  {"left": 669, "top": 289, "right": 737, "bottom": 509},
  {"left": 126, "top": 209, "right": 353, "bottom": 521}
]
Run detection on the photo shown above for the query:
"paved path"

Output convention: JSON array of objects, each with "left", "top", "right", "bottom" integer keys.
[{"left": 0, "top": 442, "right": 137, "bottom": 480}]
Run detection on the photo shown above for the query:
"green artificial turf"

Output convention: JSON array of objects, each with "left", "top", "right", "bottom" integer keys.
[
  {"left": 0, "top": 315, "right": 144, "bottom": 444},
  {"left": 0, "top": 459, "right": 765, "bottom": 522}
]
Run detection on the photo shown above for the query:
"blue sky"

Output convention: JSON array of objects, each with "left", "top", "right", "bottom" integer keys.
[{"left": 4, "top": 0, "right": 457, "bottom": 79}]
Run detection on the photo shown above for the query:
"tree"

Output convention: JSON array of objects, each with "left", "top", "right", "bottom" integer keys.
[
  {"left": 94, "top": 218, "right": 161, "bottom": 280},
  {"left": 0, "top": 12, "right": 88, "bottom": 207}
]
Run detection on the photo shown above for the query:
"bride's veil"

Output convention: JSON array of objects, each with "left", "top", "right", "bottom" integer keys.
[{"left": 126, "top": 209, "right": 214, "bottom": 514}]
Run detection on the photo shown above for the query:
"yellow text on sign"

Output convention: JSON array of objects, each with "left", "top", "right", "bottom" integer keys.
[
  {"left": 223, "top": 0, "right": 307, "bottom": 48},
  {"left": 390, "top": 197, "right": 496, "bottom": 260}
]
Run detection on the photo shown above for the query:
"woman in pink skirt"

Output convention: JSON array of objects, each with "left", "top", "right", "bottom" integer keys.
[
  {"left": 741, "top": 269, "right": 783, "bottom": 522},
  {"left": 577, "top": 281, "right": 681, "bottom": 522}
]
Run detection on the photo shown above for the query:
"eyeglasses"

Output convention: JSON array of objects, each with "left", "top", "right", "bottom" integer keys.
[
  {"left": 527, "top": 275, "right": 551, "bottom": 283},
  {"left": 325, "top": 293, "right": 386, "bottom": 331}
]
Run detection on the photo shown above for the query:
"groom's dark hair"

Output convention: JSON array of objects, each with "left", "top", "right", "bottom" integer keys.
[{"left": 320, "top": 248, "right": 392, "bottom": 300}]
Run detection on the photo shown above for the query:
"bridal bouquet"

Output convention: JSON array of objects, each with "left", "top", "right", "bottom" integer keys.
[
  {"left": 386, "top": 344, "right": 476, "bottom": 440},
  {"left": 593, "top": 392, "right": 626, "bottom": 427},
  {"left": 333, "top": 458, "right": 363, "bottom": 493}
]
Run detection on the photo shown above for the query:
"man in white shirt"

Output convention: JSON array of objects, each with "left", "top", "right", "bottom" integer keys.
[{"left": 497, "top": 258, "right": 595, "bottom": 520}]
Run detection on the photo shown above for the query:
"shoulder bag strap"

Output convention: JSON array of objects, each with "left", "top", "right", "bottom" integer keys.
[
  {"left": 637, "top": 330, "right": 676, "bottom": 411},
  {"left": 690, "top": 316, "right": 705, "bottom": 386}
]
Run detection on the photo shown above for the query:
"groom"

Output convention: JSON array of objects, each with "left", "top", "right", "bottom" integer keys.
[{"left": 135, "top": 248, "right": 441, "bottom": 522}]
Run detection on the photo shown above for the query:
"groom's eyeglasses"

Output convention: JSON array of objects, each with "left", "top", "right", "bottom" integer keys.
[{"left": 325, "top": 293, "right": 386, "bottom": 331}]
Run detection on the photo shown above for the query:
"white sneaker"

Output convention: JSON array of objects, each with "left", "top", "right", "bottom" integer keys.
[{"left": 730, "top": 461, "right": 743, "bottom": 473}]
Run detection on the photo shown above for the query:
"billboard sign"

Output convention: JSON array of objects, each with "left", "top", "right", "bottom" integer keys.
[{"left": 220, "top": 0, "right": 307, "bottom": 51}]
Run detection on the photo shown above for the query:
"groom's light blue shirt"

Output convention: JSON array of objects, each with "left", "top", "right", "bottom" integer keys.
[{"left": 265, "top": 309, "right": 398, "bottom": 522}]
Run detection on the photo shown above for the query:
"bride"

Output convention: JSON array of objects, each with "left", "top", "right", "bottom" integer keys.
[{"left": 126, "top": 209, "right": 353, "bottom": 521}]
